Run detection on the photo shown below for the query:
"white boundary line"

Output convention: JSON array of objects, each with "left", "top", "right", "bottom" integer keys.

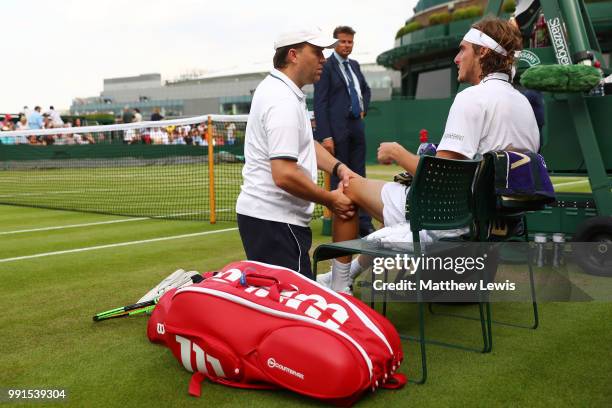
[
  {"left": 0, "top": 208, "right": 234, "bottom": 235},
  {"left": 0, "top": 217, "right": 147, "bottom": 235},
  {"left": 0, "top": 227, "right": 238, "bottom": 263},
  {"left": 553, "top": 180, "right": 590, "bottom": 188}
]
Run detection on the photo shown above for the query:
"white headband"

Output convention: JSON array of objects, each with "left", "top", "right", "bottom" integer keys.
[{"left": 463, "top": 28, "right": 508, "bottom": 56}]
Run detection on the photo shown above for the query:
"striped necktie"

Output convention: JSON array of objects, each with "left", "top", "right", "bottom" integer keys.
[{"left": 342, "top": 61, "right": 362, "bottom": 118}]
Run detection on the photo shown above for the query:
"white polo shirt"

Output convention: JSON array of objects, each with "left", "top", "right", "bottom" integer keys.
[
  {"left": 438, "top": 72, "right": 540, "bottom": 158},
  {"left": 236, "top": 69, "right": 317, "bottom": 227}
]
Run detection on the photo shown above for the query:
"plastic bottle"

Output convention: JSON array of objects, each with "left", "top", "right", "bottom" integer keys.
[
  {"left": 534, "top": 13, "right": 550, "bottom": 48},
  {"left": 589, "top": 60, "right": 605, "bottom": 97},
  {"left": 416, "top": 129, "right": 436, "bottom": 156},
  {"left": 534, "top": 233, "right": 548, "bottom": 267},
  {"left": 552, "top": 233, "right": 565, "bottom": 268}
]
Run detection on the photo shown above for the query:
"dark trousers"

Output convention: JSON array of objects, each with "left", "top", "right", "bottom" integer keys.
[
  {"left": 237, "top": 214, "right": 313, "bottom": 279},
  {"left": 330, "top": 117, "right": 373, "bottom": 232}
]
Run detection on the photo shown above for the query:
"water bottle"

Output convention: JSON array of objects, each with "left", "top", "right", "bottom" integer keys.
[
  {"left": 589, "top": 60, "right": 605, "bottom": 97},
  {"left": 534, "top": 233, "right": 547, "bottom": 267},
  {"left": 417, "top": 129, "right": 436, "bottom": 156},
  {"left": 552, "top": 233, "right": 565, "bottom": 268},
  {"left": 534, "top": 13, "right": 550, "bottom": 48}
]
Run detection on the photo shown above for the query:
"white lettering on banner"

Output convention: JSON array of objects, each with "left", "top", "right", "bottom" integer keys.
[
  {"left": 175, "top": 335, "right": 225, "bottom": 377},
  {"left": 211, "top": 268, "right": 350, "bottom": 329},
  {"left": 211, "top": 268, "right": 242, "bottom": 283},
  {"left": 267, "top": 358, "right": 305, "bottom": 380},
  {"left": 287, "top": 293, "right": 349, "bottom": 330},
  {"left": 547, "top": 17, "right": 571, "bottom": 65}
]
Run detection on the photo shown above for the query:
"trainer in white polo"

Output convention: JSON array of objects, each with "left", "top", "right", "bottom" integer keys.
[{"left": 236, "top": 27, "right": 358, "bottom": 279}]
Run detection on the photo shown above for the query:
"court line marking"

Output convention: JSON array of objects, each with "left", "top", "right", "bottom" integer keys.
[
  {"left": 553, "top": 180, "right": 590, "bottom": 188},
  {"left": 0, "top": 227, "right": 238, "bottom": 263},
  {"left": 0, "top": 209, "right": 234, "bottom": 235},
  {"left": 0, "top": 217, "right": 147, "bottom": 235}
]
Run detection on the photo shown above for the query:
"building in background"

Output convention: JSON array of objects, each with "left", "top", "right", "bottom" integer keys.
[{"left": 70, "top": 64, "right": 401, "bottom": 119}]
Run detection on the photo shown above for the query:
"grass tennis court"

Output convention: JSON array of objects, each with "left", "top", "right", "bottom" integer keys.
[{"left": 1, "top": 176, "right": 610, "bottom": 406}]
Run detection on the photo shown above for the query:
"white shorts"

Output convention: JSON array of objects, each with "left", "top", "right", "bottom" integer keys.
[{"left": 380, "top": 182, "right": 409, "bottom": 227}]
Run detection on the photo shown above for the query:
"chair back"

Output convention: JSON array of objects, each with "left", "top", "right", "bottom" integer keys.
[
  {"left": 472, "top": 154, "right": 498, "bottom": 240},
  {"left": 407, "top": 156, "right": 481, "bottom": 234}
]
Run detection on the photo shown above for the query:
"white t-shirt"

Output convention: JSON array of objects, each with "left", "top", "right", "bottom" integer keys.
[
  {"left": 236, "top": 69, "right": 317, "bottom": 227},
  {"left": 437, "top": 72, "right": 540, "bottom": 158}
]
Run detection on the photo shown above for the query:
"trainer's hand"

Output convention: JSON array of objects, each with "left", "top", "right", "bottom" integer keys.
[
  {"left": 329, "top": 184, "right": 355, "bottom": 220},
  {"left": 336, "top": 163, "right": 358, "bottom": 188},
  {"left": 321, "top": 137, "right": 335, "bottom": 156},
  {"left": 377, "top": 142, "right": 403, "bottom": 165}
]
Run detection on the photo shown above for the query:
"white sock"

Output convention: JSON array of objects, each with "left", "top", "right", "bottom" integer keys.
[
  {"left": 331, "top": 259, "right": 351, "bottom": 292},
  {"left": 349, "top": 256, "right": 373, "bottom": 280}
]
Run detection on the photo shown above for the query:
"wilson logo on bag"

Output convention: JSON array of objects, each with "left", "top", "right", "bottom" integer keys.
[{"left": 147, "top": 260, "right": 406, "bottom": 406}]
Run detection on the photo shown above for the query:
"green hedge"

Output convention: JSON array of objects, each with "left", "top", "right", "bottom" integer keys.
[
  {"left": 429, "top": 11, "right": 452, "bottom": 25},
  {"left": 503, "top": 0, "right": 516, "bottom": 13},
  {"left": 452, "top": 5, "right": 484, "bottom": 21},
  {"left": 395, "top": 21, "right": 423, "bottom": 39}
]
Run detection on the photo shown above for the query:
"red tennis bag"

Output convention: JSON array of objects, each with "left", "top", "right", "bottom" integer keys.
[{"left": 147, "top": 260, "right": 406, "bottom": 405}]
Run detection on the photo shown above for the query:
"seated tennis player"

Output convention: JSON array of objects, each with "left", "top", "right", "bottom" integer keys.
[{"left": 319, "top": 16, "right": 540, "bottom": 293}]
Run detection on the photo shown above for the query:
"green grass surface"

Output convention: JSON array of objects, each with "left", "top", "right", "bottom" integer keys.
[{"left": 1, "top": 203, "right": 611, "bottom": 407}]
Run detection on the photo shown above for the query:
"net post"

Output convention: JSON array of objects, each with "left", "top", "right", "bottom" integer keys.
[
  {"left": 321, "top": 172, "right": 332, "bottom": 236},
  {"left": 207, "top": 116, "right": 216, "bottom": 224}
]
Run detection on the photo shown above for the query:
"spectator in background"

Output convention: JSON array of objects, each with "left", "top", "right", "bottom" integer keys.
[
  {"left": 140, "top": 131, "right": 151, "bottom": 144},
  {"left": 226, "top": 122, "right": 236, "bottom": 145},
  {"left": 184, "top": 129, "right": 195, "bottom": 145},
  {"left": 27, "top": 106, "right": 44, "bottom": 129},
  {"left": 122, "top": 107, "right": 134, "bottom": 124},
  {"left": 46, "top": 106, "right": 64, "bottom": 127},
  {"left": 172, "top": 129, "right": 186, "bottom": 144},
  {"left": 1, "top": 114, "right": 14, "bottom": 131},
  {"left": 64, "top": 134, "right": 77, "bottom": 145},
  {"left": 150, "top": 127, "right": 168, "bottom": 144},
  {"left": 43, "top": 115, "right": 54, "bottom": 129},
  {"left": 16, "top": 115, "right": 29, "bottom": 130},
  {"left": 123, "top": 128, "right": 136, "bottom": 144},
  {"left": 313, "top": 25, "right": 374, "bottom": 237},
  {"left": 27, "top": 135, "right": 40, "bottom": 145},
  {"left": 133, "top": 108, "right": 143, "bottom": 122},
  {"left": 42, "top": 133, "right": 55, "bottom": 145},
  {"left": 81, "top": 133, "right": 95, "bottom": 144},
  {"left": 150, "top": 107, "right": 163, "bottom": 121},
  {"left": 192, "top": 130, "right": 204, "bottom": 146}
]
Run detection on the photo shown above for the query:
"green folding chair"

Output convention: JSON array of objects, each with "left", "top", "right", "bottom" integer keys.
[
  {"left": 313, "top": 155, "right": 483, "bottom": 384},
  {"left": 428, "top": 152, "right": 540, "bottom": 352}
]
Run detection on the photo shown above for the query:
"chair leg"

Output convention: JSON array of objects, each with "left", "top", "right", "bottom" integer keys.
[
  {"left": 369, "top": 268, "right": 376, "bottom": 310},
  {"left": 527, "top": 253, "right": 539, "bottom": 330},
  {"left": 402, "top": 302, "right": 427, "bottom": 384},
  {"left": 485, "top": 302, "right": 493, "bottom": 352},
  {"left": 382, "top": 268, "right": 389, "bottom": 317}
]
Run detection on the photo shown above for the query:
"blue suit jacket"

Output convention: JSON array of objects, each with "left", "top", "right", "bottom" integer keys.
[{"left": 313, "top": 57, "right": 371, "bottom": 143}]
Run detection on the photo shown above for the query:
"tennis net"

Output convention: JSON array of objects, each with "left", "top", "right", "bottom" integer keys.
[{"left": 0, "top": 115, "right": 326, "bottom": 222}]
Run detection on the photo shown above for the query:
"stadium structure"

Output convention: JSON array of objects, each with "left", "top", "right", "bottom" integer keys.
[{"left": 69, "top": 63, "right": 401, "bottom": 119}]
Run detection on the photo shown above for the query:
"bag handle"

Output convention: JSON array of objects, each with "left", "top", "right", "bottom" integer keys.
[
  {"left": 381, "top": 373, "right": 407, "bottom": 389},
  {"left": 233, "top": 271, "right": 295, "bottom": 302},
  {"left": 188, "top": 370, "right": 277, "bottom": 397}
]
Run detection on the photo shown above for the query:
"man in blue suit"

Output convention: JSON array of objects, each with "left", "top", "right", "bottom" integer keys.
[{"left": 314, "top": 26, "right": 374, "bottom": 237}]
